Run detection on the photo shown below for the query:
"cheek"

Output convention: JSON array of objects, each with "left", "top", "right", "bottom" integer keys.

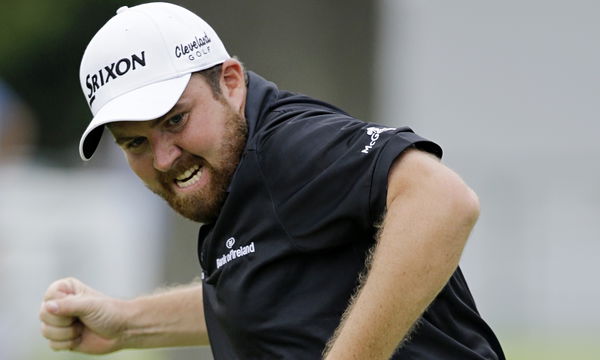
[
  {"left": 183, "top": 105, "right": 230, "bottom": 156},
  {"left": 126, "top": 154, "right": 157, "bottom": 184},
  {"left": 179, "top": 129, "right": 219, "bottom": 158}
]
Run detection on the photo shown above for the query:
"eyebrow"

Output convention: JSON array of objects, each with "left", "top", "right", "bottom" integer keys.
[
  {"left": 150, "top": 101, "right": 187, "bottom": 128},
  {"left": 114, "top": 135, "right": 138, "bottom": 146},
  {"left": 112, "top": 101, "right": 187, "bottom": 146}
]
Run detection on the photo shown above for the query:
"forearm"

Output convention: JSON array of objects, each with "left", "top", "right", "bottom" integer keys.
[
  {"left": 120, "top": 283, "right": 209, "bottom": 349},
  {"left": 324, "top": 151, "right": 480, "bottom": 359}
]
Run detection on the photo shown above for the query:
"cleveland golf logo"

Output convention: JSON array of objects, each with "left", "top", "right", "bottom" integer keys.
[
  {"left": 361, "top": 126, "right": 396, "bottom": 154},
  {"left": 175, "top": 32, "right": 212, "bottom": 61},
  {"left": 85, "top": 51, "right": 147, "bottom": 106}
]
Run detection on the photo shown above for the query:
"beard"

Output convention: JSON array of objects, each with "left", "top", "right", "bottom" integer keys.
[{"left": 149, "top": 104, "right": 248, "bottom": 223}]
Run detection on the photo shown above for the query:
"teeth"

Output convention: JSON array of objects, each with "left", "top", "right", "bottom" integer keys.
[
  {"left": 176, "top": 164, "right": 200, "bottom": 181},
  {"left": 176, "top": 168, "right": 202, "bottom": 188}
]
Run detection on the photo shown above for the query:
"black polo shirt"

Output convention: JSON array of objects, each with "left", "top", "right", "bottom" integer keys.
[{"left": 197, "top": 72, "right": 504, "bottom": 359}]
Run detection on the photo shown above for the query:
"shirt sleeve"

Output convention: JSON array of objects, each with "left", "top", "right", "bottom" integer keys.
[{"left": 254, "top": 107, "right": 442, "bottom": 251}]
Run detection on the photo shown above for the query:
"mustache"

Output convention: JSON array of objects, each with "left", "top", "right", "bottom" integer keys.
[
  {"left": 159, "top": 154, "right": 208, "bottom": 179},
  {"left": 156, "top": 154, "right": 207, "bottom": 185}
]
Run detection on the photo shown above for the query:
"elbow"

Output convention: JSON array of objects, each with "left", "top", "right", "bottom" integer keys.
[
  {"left": 432, "top": 181, "right": 480, "bottom": 261},
  {"left": 451, "top": 182, "right": 480, "bottom": 235},
  {"left": 464, "top": 186, "right": 480, "bottom": 225}
]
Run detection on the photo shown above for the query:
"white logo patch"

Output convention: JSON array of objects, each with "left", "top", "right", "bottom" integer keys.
[
  {"left": 225, "top": 237, "right": 236, "bottom": 249},
  {"left": 216, "top": 238, "right": 256, "bottom": 269},
  {"left": 361, "top": 127, "right": 396, "bottom": 154}
]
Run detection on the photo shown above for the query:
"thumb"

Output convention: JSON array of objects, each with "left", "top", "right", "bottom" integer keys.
[{"left": 47, "top": 295, "right": 97, "bottom": 318}]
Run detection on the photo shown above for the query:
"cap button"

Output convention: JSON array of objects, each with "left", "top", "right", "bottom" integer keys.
[{"left": 116, "top": 6, "right": 129, "bottom": 14}]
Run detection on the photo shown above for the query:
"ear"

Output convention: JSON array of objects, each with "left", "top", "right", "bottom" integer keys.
[{"left": 220, "top": 59, "right": 246, "bottom": 113}]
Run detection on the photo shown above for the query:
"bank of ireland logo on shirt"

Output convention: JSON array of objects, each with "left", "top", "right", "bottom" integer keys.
[
  {"left": 361, "top": 126, "right": 396, "bottom": 154},
  {"left": 216, "top": 237, "right": 256, "bottom": 269},
  {"left": 225, "top": 237, "right": 235, "bottom": 249}
]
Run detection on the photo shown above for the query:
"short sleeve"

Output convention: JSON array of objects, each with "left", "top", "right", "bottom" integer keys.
[
  {"left": 255, "top": 108, "right": 442, "bottom": 250},
  {"left": 368, "top": 130, "right": 443, "bottom": 225}
]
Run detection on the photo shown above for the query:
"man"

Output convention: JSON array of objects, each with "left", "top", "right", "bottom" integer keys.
[{"left": 40, "top": 3, "right": 505, "bottom": 359}]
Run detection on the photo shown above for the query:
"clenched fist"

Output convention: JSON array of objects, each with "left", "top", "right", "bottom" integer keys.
[{"left": 39, "top": 277, "right": 127, "bottom": 354}]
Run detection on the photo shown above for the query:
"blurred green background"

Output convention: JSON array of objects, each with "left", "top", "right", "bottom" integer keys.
[
  {"left": 0, "top": 0, "right": 140, "bottom": 163},
  {"left": 0, "top": 0, "right": 375, "bottom": 165},
  {"left": 1, "top": 1, "right": 599, "bottom": 360}
]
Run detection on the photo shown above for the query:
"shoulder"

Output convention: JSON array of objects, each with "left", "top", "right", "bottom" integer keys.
[{"left": 251, "top": 96, "right": 365, "bottom": 173}]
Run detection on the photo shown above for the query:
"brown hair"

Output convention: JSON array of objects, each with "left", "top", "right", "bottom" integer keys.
[{"left": 195, "top": 64, "right": 224, "bottom": 99}]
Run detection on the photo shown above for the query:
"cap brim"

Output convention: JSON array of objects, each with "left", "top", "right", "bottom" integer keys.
[{"left": 79, "top": 73, "right": 192, "bottom": 160}]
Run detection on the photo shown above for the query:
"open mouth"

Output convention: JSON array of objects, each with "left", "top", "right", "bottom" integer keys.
[{"left": 174, "top": 164, "right": 202, "bottom": 189}]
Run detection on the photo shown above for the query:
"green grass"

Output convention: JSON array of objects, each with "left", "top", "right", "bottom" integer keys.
[
  {"left": 502, "top": 335, "right": 600, "bottom": 360},
  {"left": 30, "top": 345, "right": 214, "bottom": 360},
  {"left": 31, "top": 335, "right": 600, "bottom": 360}
]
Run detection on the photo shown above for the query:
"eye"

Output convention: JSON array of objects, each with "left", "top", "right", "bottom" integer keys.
[
  {"left": 126, "top": 137, "right": 146, "bottom": 150},
  {"left": 164, "top": 113, "right": 187, "bottom": 129}
]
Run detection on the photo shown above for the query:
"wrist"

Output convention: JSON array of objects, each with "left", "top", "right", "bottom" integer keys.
[
  {"left": 112, "top": 297, "right": 140, "bottom": 350},
  {"left": 115, "top": 293, "right": 180, "bottom": 349}
]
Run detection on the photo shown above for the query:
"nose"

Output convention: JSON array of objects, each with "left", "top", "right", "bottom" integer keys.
[{"left": 152, "top": 135, "right": 182, "bottom": 172}]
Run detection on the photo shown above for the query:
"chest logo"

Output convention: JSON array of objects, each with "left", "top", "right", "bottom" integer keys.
[
  {"left": 225, "top": 237, "right": 236, "bottom": 249},
  {"left": 216, "top": 237, "right": 256, "bottom": 269}
]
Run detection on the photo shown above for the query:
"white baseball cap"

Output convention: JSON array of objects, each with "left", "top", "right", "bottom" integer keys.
[{"left": 78, "top": 2, "right": 230, "bottom": 160}]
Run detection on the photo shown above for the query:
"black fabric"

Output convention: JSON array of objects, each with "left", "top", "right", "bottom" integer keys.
[{"left": 198, "top": 72, "right": 505, "bottom": 359}]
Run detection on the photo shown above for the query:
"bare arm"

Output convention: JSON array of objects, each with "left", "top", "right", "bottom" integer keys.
[
  {"left": 324, "top": 149, "right": 480, "bottom": 359},
  {"left": 121, "top": 282, "right": 209, "bottom": 349},
  {"left": 40, "top": 278, "right": 208, "bottom": 354}
]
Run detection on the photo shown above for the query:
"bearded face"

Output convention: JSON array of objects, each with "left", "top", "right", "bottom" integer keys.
[
  {"left": 108, "top": 66, "right": 248, "bottom": 224},
  {"left": 147, "top": 105, "right": 247, "bottom": 223}
]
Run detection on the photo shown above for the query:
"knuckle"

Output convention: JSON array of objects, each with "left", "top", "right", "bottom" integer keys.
[
  {"left": 40, "top": 323, "right": 50, "bottom": 338},
  {"left": 63, "top": 276, "right": 78, "bottom": 285},
  {"left": 44, "top": 281, "right": 64, "bottom": 300},
  {"left": 49, "top": 340, "right": 71, "bottom": 351},
  {"left": 46, "top": 277, "right": 78, "bottom": 297},
  {"left": 44, "top": 324, "right": 78, "bottom": 341},
  {"left": 40, "top": 311, "right": 74, "bottom": 327},
  {"left": 39, "top": 311, "right": 52, "bottom": 324}
]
